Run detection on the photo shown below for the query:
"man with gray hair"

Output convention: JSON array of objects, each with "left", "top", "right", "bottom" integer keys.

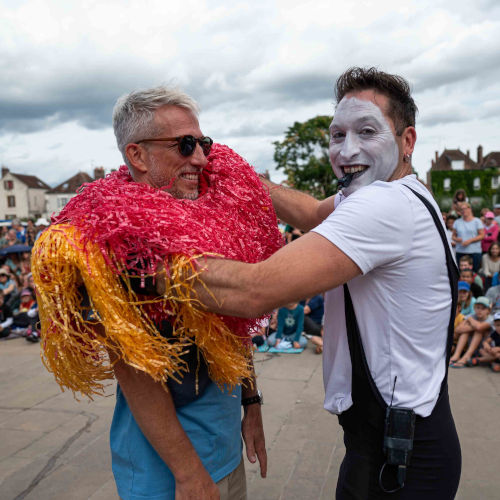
[{"left": 108, "top": 86, "right": 266, "bottom": 500}]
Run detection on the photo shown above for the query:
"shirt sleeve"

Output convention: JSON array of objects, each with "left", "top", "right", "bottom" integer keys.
[{"left": 312, "top": 184, "right": 414, "bottom": 274}]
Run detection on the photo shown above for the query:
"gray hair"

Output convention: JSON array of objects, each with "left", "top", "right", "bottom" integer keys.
[{"left": 112, "top": 85, "right": 199, "bottom": 167}]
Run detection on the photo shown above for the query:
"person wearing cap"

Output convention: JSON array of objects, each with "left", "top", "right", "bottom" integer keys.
[
  {"left": 457, "top": 280, "right": 476, "bottom": 316},
  {"left": 451, "top": 296, "right": 493, "bottom": 367},
  {"left": 35, "top": 218, "right": 50, "bottom": 241},
  {"left": 452, "top": 202, "right": 484, "bottom": 272},
  {"left": 469, "top": 311, "right": 500, "bottom": 372},
  {"left": 481, "top": 211, "right": 498, "bottom": 253}
]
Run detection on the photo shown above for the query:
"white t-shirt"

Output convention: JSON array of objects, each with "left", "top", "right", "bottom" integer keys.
[{"left": 313, "top": 175, "right": 452, "bottom": 417}]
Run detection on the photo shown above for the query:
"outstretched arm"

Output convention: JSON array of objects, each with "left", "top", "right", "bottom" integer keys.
[
  {"left": 193, "top": 231, "right": 361, "bottom": 318},
  {"left": 261, "top": 178, "right": 335, "bottom": 231}
]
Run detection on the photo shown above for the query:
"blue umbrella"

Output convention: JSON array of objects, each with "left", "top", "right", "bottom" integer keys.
[{"left": 0, "top": 244, "right": 32, "bottom": 256}]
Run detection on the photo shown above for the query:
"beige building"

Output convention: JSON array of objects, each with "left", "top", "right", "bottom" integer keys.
[
  {"left": 45, "top": 167, "right": 106, "bottom": 217},
  {"left": 0, "top": 167, "right": 50, "bottom": 220}
]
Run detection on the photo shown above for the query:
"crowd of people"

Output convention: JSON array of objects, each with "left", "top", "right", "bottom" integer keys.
[
  {"left": 435, "top": 189, "right": 500, "bottom": 371},
  {"left": 0, "top": 217, "right": 49, "bottom": 343}
]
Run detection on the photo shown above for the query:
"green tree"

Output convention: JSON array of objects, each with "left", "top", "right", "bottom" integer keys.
[{"left": 273, "top": 115, "right": 336, "bottom": 199}]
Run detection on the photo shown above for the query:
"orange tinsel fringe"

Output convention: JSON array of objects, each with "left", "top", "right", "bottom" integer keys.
[{"left": 32, "top": 224, "right": 252, "bottom": 399}]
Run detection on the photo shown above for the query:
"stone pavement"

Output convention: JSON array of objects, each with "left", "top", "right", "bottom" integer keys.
[{"left": 1, "top": 337, "right": 499, "bottom": 499}]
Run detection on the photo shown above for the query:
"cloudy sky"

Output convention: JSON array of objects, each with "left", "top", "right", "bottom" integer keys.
[{"left": 1, "top": 0, "right": 499, "bottom": 187}]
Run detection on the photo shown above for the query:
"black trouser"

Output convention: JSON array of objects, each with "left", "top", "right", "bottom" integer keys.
[
  {"left": 336, "top": 389, "right": 461, "bottom": 500},
  {"left": 303, "top": 316, "right": 322, "bottom": 337}
]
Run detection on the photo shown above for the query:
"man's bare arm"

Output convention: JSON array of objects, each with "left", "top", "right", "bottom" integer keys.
[
  {"left": 240, "top": 363, "right": 266, "bottom": 478},
  {"left": 195, "top": 231, "right": 361, "bottom": 317},
  {"left": 112, "top": 359, "right": 220, "bottom": 499},
  {"left": 261, "top": 178, "right": 335, "bottom": 231}
]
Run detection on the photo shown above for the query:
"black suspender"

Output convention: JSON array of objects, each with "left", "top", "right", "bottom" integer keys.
[{"left": 340, "top": 186, "right": 459, "bottom": 438}]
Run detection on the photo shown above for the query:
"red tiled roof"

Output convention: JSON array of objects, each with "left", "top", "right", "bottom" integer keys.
[
  {"left": 483, "top": 152, "right": 500, "bottom": 168},
  {"left": 10, "top": 173, "right": 51, "bottom": 190},
  {"left": 47, "top": 172, "right": 94, "bottom": 194}
]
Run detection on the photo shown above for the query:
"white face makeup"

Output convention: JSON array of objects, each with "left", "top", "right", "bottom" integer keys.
[{"left": 329, "top": 96, "right": 399, "bottom": 196}]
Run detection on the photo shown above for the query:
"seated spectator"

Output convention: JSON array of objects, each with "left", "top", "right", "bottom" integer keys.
[
  {"left": 12, "top": 288, "right": 39, "bottom": 342},
  {"left": 468, "top": 311, "right": 500, "bottom": 372},
  {"left": 267, "top": 302, "right": 307, "bottom": 349},
  {"left": 0, "top": 269, "right": 18, "bottom": 310},
  {"left": 303, "top": 294, "right": 324, "bottom": 336},
  {"left": 458, "top": 281, "right": 475, "bottom": 316},
  {"left": 480, "top": 242, "right": 500, "bottom": 290},
  {"left": 481, "top": 211, "right": 499, "bottom": 253},
  {"left": 0, "top": 290, "right": 13, "bottom": 338},
  {"left": 486, "top": 282, "right": 500, "bottom": 314},
  {"left": 0, "top": 229, "right": 21, "bottom": 248},
  {"left": 458, "top": 255, "right": 483, "bottom": 289},
  {"left": 23, "top": 272, "right": 36, "bottom": 293},
  {"left": 460, "top": 269, "right": 483, "bottom": 298},
  {"left": 451, "top": 296, "right": 493, "bottom": 367}
]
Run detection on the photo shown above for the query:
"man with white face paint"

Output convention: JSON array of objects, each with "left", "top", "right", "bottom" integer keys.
[{"left": 178, "top": 68, "right": 461, "bottom": 498}]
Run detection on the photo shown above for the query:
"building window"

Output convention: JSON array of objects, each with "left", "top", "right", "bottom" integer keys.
[
  {"left": 57, "top": 197, "right": 69, "bottom": 208},
  {"left": 451, "top": 160, "right": 464, "bottom": 170},
  {"left": 443, "top": 178, "right": 451, "bottom": 191},
  {"left": 3, "top": 180, "right": 13, "bottom": 190},
  {"left": 492, "top": 176, "right": 499, "bottom": 189},
  {"left": 7, "top": 195, "right": 15, "bottom": 207},
  {"left": 473, "top": 177, "right": 481, "bottom": 191}
]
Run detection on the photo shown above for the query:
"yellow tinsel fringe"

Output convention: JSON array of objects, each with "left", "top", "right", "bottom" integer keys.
[{"left": 32, "top": 224, "right": 252, "bottom": 399}]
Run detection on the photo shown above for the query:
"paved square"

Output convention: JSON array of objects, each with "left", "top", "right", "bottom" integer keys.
[{"left": 1, "top": 337, "right": 498, "bottom": 499}]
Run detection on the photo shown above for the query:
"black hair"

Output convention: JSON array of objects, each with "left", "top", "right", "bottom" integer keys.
[{"left": 335, "top": 67, "right": 418, "bottom": 135}]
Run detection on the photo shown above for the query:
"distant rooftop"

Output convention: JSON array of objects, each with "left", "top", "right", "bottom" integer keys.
[{"left": 47, "top": 172, "right": 94, "bottom": 194}]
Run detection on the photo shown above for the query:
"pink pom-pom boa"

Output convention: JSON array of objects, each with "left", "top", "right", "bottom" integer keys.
[{"left": 53, "top": 143, "right": 283, "bottom": 340}]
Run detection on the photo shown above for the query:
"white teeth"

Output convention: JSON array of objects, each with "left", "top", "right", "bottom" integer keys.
[
  {"left": 181, "top": 174, "right": 198, "bottom": 180},
  {"left": 343, "top": 165, "right": 368, "bottom": 174}
]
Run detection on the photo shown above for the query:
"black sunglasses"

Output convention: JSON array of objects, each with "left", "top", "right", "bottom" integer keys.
[{"left": 136, "top": 135, "right": 213, "bottom": 157}]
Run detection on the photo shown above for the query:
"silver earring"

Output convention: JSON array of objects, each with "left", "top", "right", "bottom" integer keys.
[{"left": 403, "top": 154, "right": 411, "bottom": 163}]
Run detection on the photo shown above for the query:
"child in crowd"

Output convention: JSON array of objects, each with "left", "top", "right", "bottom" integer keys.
[
  {"left": 479, "top": 242, "right": 500, "bottom": 290},
  {"left": 267, "top": 302, "right": 307, "bottom": 349},
  {"left": 451, "top": 296, "right": 493, "bottom": 367},
  {"left": 469, "top": 311, "right": 500, "bottom": 372},
  {"left": 12, "top": 288, "right": 39, "bottom": 342},
  {"left": 251, "top": 310, "right": 277, "bottom": 349},
  {"left": 458, "top": 281, "right": 476, "bottom": 316},
  {"left": 460, "top": 269, "right": 483, "bottom": 298}
]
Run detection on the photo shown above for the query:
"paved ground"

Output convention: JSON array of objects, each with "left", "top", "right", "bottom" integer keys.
[{"left": 1, "top": 336, "right": 499, "bottom": 499}]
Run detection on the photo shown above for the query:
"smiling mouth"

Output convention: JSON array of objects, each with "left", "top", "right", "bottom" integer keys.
[
  {"left": 341, "top": 165, "right": 369, "bottom": 180},
  {"left": 179, "top": 172, "right": 200, "bottom": 182}
]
